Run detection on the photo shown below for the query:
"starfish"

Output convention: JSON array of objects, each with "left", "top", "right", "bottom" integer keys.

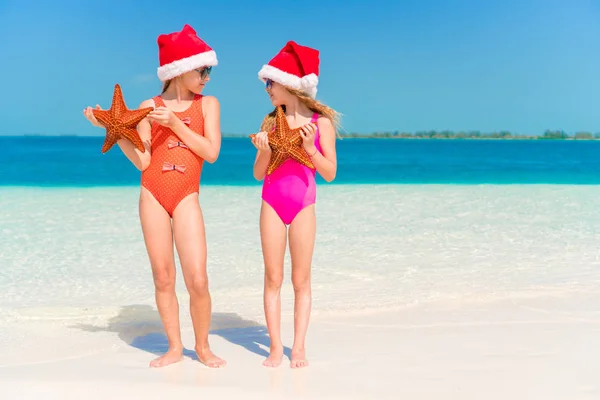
[
  {"left": 250, "top": 106, "right": 314, "bottom": 175},
  {"left": 92, "top": 84, "right": 154, "bottom": 154}
]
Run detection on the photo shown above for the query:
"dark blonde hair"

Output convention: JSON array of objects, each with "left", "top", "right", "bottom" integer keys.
[
  {"left": 161, "top": 79, "right": 172, "bottom": 93},
  {"left": 260, "top": 87, "right": 341, "bottom": 136}
]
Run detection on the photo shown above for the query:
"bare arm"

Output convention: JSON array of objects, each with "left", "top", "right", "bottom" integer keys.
[
  {"left": 307, "top": 117, "right": 337, "bottom": 182},
  {"left": 253, "top": 149, "right": 272, "bottom": 181},
  {"left": 251, "top": 131, "right": 271, "bottom": 180},
  {"left": 116, "top": 99, "right": 153, "bottom": 171},
  {"left": 169, "top": 95, "right": 221, "bottom": 163}
]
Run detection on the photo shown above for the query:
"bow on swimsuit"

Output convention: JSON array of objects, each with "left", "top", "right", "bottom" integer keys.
[
  {"left": 262, "top": 113, "right": 322, "bottom": 225},
  {"left": 141, "top": 94, "right": 205, "bottom": 217}
]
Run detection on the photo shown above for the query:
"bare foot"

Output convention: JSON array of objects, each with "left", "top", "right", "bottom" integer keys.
[
  {"left": 262, "top": 346, "right": 284, "bottom": 368},
  {"left": 290, "top": 348, "right": 309, "bottom": 369},
  {"left": 196, "top": 346, "right": 227, "bottom": 368},
  {"left": 149, "top": 348, "right": 183, "bottom": 368}
]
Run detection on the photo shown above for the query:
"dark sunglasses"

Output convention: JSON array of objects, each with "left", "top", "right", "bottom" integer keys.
[
  {"left": 196, "top": 66, "right": 212, "bottom": 79},
  {"left": 265, "top": 78, "right": 273, "bottom": 89}
]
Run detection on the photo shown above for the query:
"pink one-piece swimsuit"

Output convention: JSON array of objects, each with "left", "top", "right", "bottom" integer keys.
[{"left": 262, "top": 113, "right": 321, "bottom": 225}]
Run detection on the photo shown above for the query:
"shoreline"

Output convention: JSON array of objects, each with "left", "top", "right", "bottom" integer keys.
[
  {"left": 2, "top": 183, "right": 599, "bottom": 398},
  {"left": 4, "top": 182, "right": 600, "bottom": 190}
]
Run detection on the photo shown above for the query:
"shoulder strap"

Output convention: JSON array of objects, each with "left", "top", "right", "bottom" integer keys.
[
  {"left": 153, "top": 95, "right": 164, "bottom": 108},
  {"left": 195, "top": 94, "right": 204, "bottom": 113},
  {"left": 310, "top": 112, "right": 319, "bottom": 123}
]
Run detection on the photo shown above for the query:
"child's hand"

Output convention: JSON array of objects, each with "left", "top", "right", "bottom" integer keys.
[
  {"left": 300, "top": 123, "right": 317, "bottom": 153},
  {"left": 252, "top": 131, "right": 271, "bottom": 153},
  {"left": 82, "top": 105, "right": 104, "bottom": 128},
  {"left": 148, "top": 107, "right": 177, "bottom": 128}
]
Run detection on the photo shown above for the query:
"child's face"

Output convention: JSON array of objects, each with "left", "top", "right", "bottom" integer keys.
[
  {"left": 265, "top": 80, "right": 291, "bottom": 106},
  {"left": 180, "top": 67, "right": 211, "bottom": 94}
]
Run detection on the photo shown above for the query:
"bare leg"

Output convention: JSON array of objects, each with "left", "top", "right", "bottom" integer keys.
[
  {"left": 139, "top": 187, "right": 183, "bottom": 368},
  {"left": 260, "top": 201, "right": 287, "bottom": 367},
  {"left": 288, "top": 205, "right": 316, "bottom": 369},
  {"left": 172, "top": 193, "right": 226, "bottom": 368}
]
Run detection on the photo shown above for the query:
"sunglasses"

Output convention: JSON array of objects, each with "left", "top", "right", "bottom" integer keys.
[
  {"left": 195, "top": 66, "right": 212, "bottom": 79},
  {"left": 265, "top": 78, "right": 273, "bottom": 89}
]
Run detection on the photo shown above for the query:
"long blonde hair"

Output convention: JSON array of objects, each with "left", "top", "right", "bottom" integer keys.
[{"left": 260, "top": 87, "right": 342, "bottom": 136}]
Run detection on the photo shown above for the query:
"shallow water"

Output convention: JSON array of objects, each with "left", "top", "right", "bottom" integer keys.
[{"left": 2, "top": 184, "right": 598, "bottom": 323}]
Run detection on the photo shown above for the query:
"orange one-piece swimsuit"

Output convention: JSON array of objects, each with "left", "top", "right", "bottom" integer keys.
[{"left": 141, "top": 94, "right": 205, "bottom": 217}]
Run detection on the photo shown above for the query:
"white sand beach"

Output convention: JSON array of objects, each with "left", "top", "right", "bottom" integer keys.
[
  {"left": 1, "top": 295, "right": 599, "bottom": 399},
  {"left": 1, "top": 184, "right": 599, "bottom": 399}
]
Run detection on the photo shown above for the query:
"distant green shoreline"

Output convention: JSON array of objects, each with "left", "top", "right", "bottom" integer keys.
[
  {"left": 5, "top": 129, "right": 600, "bottom": 140},
  {"left": 328, "top": 129, "right": 600, "bottom": 140},
  {"left": 327, "top": 136, "right": 600, "bottom": 140}
]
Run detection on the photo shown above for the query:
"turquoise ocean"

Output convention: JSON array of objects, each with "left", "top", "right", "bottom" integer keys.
[{"left": 3, "top": 136, "right": 600, "bottom": 186}]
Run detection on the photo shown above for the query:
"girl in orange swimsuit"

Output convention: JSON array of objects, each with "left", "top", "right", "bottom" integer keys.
[
  {"left": 141, "top": 93, "right": 206, "bottom": 217},
  {"left": 250, "top": 41, "right": 340, "bottom": 369},
  {"left": 83, "top": 24, "right": 225, "bottom": 369}
]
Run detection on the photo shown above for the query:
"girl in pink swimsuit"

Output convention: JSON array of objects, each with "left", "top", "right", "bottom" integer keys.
[{"left": 250, "top": 41, "right": 340, "bottom": 369}]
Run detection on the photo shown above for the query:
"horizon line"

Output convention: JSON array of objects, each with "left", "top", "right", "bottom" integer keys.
[{"left": 1, "top": 129, "right": 599, "bottom": 139}]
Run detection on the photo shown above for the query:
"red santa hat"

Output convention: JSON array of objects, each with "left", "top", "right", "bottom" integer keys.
[
  {"left": 258, "top": 41, "right": 320, "bottom": 98},
  {"left": 156, "top": 24, "right": 218, "bottom": 82}
]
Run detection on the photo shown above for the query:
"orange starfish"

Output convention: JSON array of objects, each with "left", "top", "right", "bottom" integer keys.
[
  {"left": 92, "top": 84, "right": 153, "bottom": 154},
  {"left": 250, "top": 106, "right": 314, "bottom": 175}
]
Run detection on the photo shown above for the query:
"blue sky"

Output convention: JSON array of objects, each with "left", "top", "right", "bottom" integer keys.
[{"left": 0, "top": 0, "right": 599, "bottom": 136}]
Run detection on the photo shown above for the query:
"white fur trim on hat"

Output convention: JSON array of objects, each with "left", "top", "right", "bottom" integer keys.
[
  {"left": 157, "top": 50, "right": 218, "bottom": 81},
  {"left": 258, "top": 65, "right": 319, "bottom": 98}
]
